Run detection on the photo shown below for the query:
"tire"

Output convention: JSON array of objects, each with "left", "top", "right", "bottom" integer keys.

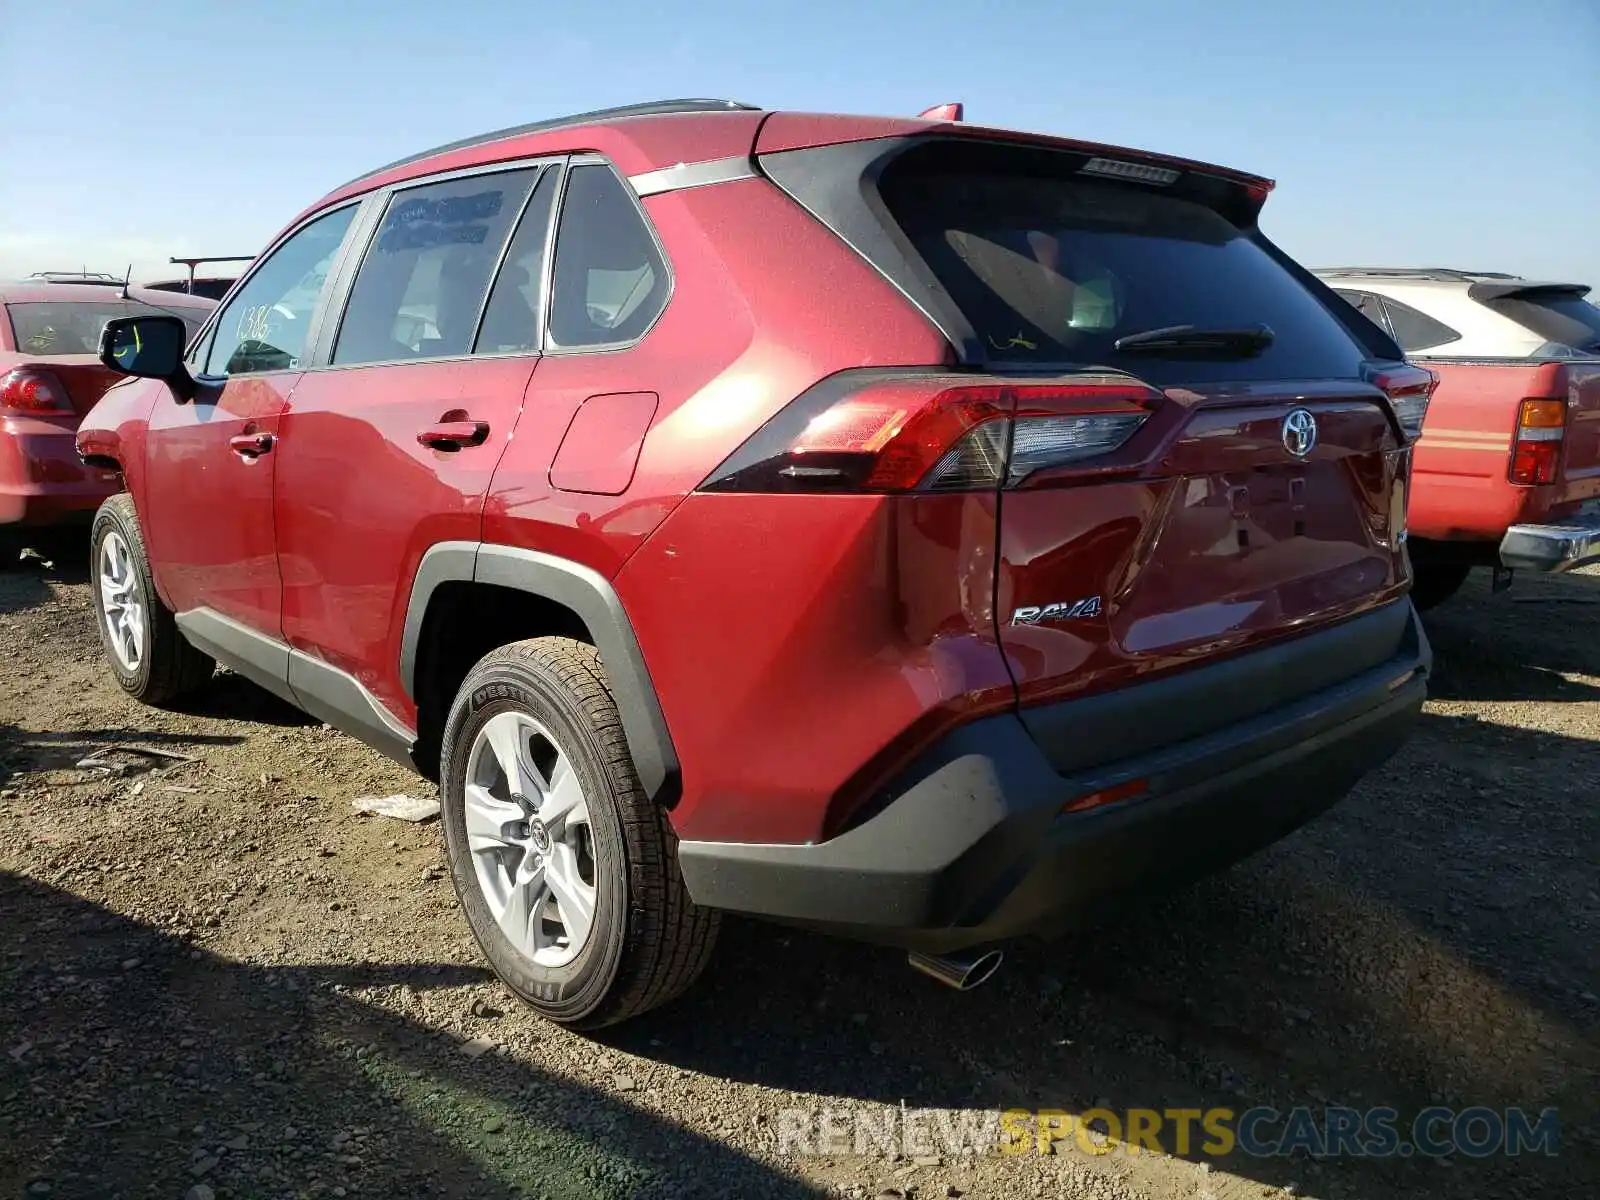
[
  {"left": 0, "top": 527, "right": 20, "bottom": 570},
  {"left": 1410, "top": 562, "right": 1472, "bottom": 611},
  {"left": 440, "top": 637, "right": 718, "bottom": 1029},
  {"left": 89, "top": 494, "right": 215, "bottom": 705}
]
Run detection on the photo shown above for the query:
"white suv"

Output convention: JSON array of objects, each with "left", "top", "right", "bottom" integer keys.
[{"left": 1312, "top": 268, "right": 1600, "bottom": 360}]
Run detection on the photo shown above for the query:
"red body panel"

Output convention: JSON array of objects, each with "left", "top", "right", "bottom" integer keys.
[
  {"left": 71, "top": 379, "right": 153, "bottom": 509},
  {"left": 999, "top": 386, "right": 1410, "bottom": 707},
  {"left": 0, "top": 408, "right": 122, "bottom": 525},
  {"left": 68, "top": 103, "right": 1415, "bottom": 868},
  {"left": 614, "top": 492, "right": 1014, "bottom": 844},
  {"left": 1, "top": 354, "right": 130, "bottom": 527},
  {"left": 142, "top": 376, "right": 291, "bottom": 633},
  {"left": 548, "top": 391, "right": 658, "bottom": 496},
  {"left": 481, "top": 177, "right": 950, "bottom": 576},
  {"left": 477, "top": 177, "right": 954, "bottom": 842},
  {"left": 275, "top": 358, "right": 538, "bottom": 723},
  {"left": 1410, "top": 360, "right": 1600, "bottom": 542}
]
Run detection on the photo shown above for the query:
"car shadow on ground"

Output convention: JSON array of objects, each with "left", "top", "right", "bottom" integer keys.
[
  {"left": 1424, "top": 566, "right": 1600, "bottom": 697},
  {"left": 169, "top": 669, "right": 323, "bottom": 728},
  {"left": 0, "top": 724, "right": 245, "bottom": 787},
  {"left": 604, "top": 711, "right": 1596, "bottom": 1200},
  {"left": 0, "top": 548, "right": 89, "bottom": 615},
  {"left": 0, "top": 871, "right": 827, "bottom": 1200}
]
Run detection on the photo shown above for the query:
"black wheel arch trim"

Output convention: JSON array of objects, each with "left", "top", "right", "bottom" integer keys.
[{"left": 400, "top": 541, "right": 680, "bottom": 803}]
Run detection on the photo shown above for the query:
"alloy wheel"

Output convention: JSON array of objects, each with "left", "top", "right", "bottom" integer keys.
[
  {"left": 463, "top": 711, "right": 598, "bottom": 968},
  {"left": 98, "top": 530, "right": 145, "bottom": 672}
]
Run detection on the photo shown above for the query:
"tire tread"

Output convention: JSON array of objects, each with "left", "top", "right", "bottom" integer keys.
[
  {"left": 461, "top": 637, "right": 717, "bottom": 1028},
  {"left": 92, "top": 493, "right": 214, "bottom": 705}
]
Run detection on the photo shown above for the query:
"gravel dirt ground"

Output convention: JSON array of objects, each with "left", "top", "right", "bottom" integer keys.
[{"left": 1, "top": 552, "right": 1595, "bottom": 1200}]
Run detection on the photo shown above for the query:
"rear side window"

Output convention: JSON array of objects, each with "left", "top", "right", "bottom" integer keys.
[
  {"left": 874, "top": 141, "right": 1370, "bottom": 383},
  {"left": 7, "top": 301, "right": 209, "bottom": 355},
  {"left": 547, "top": 164, "right": 669, "bottom": 349},
  {"left": 474, "top": 169, "right": 559, "bottom": 355},
  {"left": 333, "top": 168, "right": 539, "bottom": 366},
  {"left": 1375, "top": 296, "right": 1460, "bottom": 353},
  {"left": 1479, "top": 290, "right": 1600, "bottom": 357}
]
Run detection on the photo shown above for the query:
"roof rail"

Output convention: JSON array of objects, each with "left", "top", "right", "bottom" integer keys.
[
  {"left": 1314, "top": 267, "right": 1523, "bottom": 283},
  {"left": 26, "top": 270, "right": 123, "bottom": 285},
  {"left": 334, "top": 98, "right": 762, "bottom": 193}
]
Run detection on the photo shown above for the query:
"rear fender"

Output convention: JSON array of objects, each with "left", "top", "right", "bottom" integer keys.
[{"left": 399, "top": 541, "right": 679, "bottom": 804}]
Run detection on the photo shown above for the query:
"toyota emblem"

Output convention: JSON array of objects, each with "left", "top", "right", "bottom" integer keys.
[{"left": 1282, "top": 408, "right": 1318, "bottom": 458}]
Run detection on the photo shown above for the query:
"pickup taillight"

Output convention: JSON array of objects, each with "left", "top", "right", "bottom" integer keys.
[{"left": 1509, "top": 398, "right": 1566, "bottom": 486}]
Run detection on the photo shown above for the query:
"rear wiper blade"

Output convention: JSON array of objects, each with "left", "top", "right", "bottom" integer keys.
[{"left": 1113, "top": 323, "right": 1276, "bottom": 355}]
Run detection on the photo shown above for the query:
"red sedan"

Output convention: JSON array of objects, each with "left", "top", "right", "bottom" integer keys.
[{"left": 1, "top": 280, "right": 214, "bottom": 565}]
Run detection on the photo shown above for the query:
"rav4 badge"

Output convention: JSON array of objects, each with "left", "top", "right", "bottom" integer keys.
[{"left": 1011, "top": 596, "right": 1104, "bottom": 625}]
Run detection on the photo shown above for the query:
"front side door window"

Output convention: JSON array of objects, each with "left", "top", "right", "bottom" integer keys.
[
  {"left": 143, "top": 205, "right": 359, "bottom": 635},
  {"left": 204, "top": 206, "right": 358, "bottom": 376}
]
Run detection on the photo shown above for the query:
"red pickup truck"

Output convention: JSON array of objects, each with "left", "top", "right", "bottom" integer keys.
[{"left": 1317, "top": 269, "right": 1600, "bottom": 608}]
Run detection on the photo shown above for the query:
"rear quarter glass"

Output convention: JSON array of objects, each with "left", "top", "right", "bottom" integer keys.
[{"left": 818, "top": 138, "right": 1375, "bottom": 383}]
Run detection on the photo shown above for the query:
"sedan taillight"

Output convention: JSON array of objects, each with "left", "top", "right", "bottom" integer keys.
[{"left": 0, "top": 368, "right": 73, "bottom": 414}]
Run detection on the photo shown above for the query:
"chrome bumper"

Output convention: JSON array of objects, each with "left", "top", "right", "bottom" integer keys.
[{"left": 1499, "top": 516, "right": 1600, "bottom": 573}]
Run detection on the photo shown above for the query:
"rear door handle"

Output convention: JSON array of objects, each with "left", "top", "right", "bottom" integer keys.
[
  {"left": 229, "top": 432, "right": 274, "bottom": 458},
  {"left": 418, "top": 420, "right": 490, "bottom": 450}
]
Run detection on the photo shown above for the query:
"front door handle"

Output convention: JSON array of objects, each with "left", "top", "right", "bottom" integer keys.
[
  {"left": 229, "top": 432, "right": 274, "bottom": 458},
  {"left": 418, "top": 420, "right": 490, "bottom": 451}
]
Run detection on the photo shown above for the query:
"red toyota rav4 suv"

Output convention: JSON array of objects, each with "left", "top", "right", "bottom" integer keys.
[{"left": 78, "top": 99, "right": 1431, "bottom": 1027}]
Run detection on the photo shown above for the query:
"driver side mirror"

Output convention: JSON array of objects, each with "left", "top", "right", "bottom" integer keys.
[{"left": 98, "top": 315, "right": 196, "bottom": 401}]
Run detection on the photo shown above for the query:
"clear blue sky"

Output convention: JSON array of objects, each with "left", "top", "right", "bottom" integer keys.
[{"left": 1, "top": 0, "right": 1596, "bottom": 286}]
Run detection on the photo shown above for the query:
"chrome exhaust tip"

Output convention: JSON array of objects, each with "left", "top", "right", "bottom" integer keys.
[{"left": 906, "top": 947, "right": 1005, "bottom": 991}]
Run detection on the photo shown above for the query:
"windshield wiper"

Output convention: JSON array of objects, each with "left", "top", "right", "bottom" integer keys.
[{"left": 1113, "top": 323, "right": 1275, "bottom": 356}]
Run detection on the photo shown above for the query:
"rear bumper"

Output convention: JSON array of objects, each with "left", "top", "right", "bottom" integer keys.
[
  {"left": 678, "top": 601, "right": 1430, "bottom": 953},
  {"left": 1499, "top": 516, "right": 1600, "bottom": 573},
  {"left": 0, "top": 418, "right": 116, "bottom": 527}
]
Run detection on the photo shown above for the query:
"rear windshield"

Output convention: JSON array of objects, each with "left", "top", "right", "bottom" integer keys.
[
  {"left": 1479, "top": 290, "right": 1600, "bottom": 357},
  {"left": 6, "top": 300, "right": 209, "bottom": 356},
  {"left": 876, "top": 142, "right": 1371, "bottom": 383}
]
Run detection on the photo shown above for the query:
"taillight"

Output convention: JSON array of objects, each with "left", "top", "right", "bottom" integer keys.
[
  {"left": 1371, "top": 364, "right": 1437, "bottom": 440},
  {"left": 700, "top": 373, "right": 1158, "bottom": 494},
  {"left": 1509, "top": 398, "right": 1566, "bottom": 486},
  {"left": 0, "top": 368, "right": 72, "bottom": 414}
]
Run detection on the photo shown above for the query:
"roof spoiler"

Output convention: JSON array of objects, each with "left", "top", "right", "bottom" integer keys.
[
  {"left": 169, "top": 254, "right": 255, "bottom": 294},
  {"left": 1468, "top": 280, "right": 1591, "bottom": 303}
]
